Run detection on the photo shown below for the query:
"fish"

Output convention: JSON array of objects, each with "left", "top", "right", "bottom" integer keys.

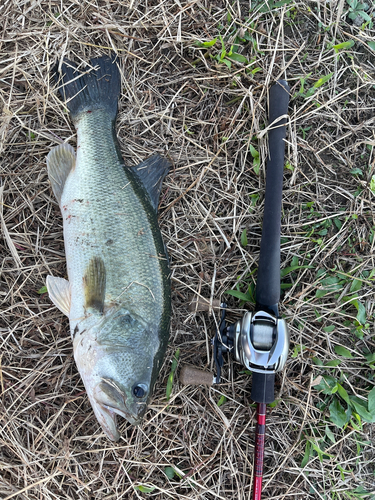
[{"left": 45, "top": 55, "right": 171, "bottom": 441}]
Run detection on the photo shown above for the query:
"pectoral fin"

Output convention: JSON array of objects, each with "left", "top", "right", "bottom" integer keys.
[
  {"left": 46, "top": 275, "right": 71, "bottom": 316},
  {"left": 46, "top": 143, "right": 76, "bottom": 204},
  {"left": 84, "top": 257, "right": 106, "bottom": 313}
]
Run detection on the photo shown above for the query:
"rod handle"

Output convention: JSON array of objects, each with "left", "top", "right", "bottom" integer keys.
[{"left": 256, "top": 80, "right": 290, "bottom": 309}]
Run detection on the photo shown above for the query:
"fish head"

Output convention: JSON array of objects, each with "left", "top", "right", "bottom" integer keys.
[{"left": 73, "top": 307, "right": 162, "bottom": 441}]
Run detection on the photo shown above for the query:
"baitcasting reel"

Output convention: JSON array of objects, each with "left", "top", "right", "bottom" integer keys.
[{"left": 213, "top": 304, "right": 290, "bottom": 384}]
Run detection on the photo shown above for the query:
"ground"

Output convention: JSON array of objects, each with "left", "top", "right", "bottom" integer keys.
[{"left": 1, "top": 0, "right": 375, "bottom": 499}]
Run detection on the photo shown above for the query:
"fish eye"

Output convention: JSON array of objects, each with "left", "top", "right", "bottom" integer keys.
[{"left": 133, "top": 384, "right": 148, "bottom": 398}]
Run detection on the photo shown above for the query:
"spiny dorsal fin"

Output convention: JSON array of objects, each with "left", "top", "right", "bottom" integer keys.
[
  {"left": 46, "top": 275, "right": 71, "bottom": 317},
  {"left": 84, "top": 257, "right": 106, "bottom": 313},
  {"left": 46, "top": 143, "right": 76, "bottom": 204},
  {"left": 132, "top": 155, "right": 170, "bottom": 212}
]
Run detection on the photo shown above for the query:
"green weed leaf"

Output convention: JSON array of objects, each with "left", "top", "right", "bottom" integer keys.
[
  {"left": 135, "top": 485, "right": 156, "bottom": 493},
  {"left": 291, "top": 256, "right": 298, "bottom": 267},
  {"left": 226, "top": 289, "right": 252, "bottom": 302},
  {"left": 241, "top": 228, "right": 248, "bottom": 247},
  {"left": 249, "top": 144, "right": 260, "bottom": 174},
  {"left": 301, "top": 441, "right": 311, "bottom": 467},
  {"left": 253, "top": 155, "right": 260, "bottom": 175},
  {"left": 310, "top": 440, "right": 333, "bottom": 461},
  {"left": 370, "top": 175, "right": 375, "bottom": 195},
  {"left": 364, "top": 351, "right": 375, "bottom": 364},
  {"left": 350, "top": 396, "right": 375, "bottom": 423},
  {"left": 352, "top": 486, "right": 374, "bottom": 497},
  {"left": 292, "top": 345, "right": 303, "bottom": 358},
  {"left": 314, "top": 73, "right": 333, "bottom": 88},
  {"left": 350, "top": 167, "right": 363, "bottom": 176},
  {"left": 228, "top": 52, "right": 248, "bottom": 63},
  {"left": 332, "top": 40, "right": 354, "bottom": 51},
  {"left": 312, "top": 357, "right": 324, "bottom": 366},
  {"left": 368, "top": 387, "right": 375, "bottom": 414},
  {"left": 341, "top": 294, "right": 366, "bottom": 324},
  {"left": 350, "top": 278, "right": 362, "bottom": 293},
  {"left": 316, "top": 276, "right": 343, "bottom": 298},
  {"left": 165, "top": 467, "right": 176, "bottom": 480},
  {"left": 329, "top": 399, "right": 347, "bottom": 428},
  {"left": 368, "top": 41, "right": 375, "bottom": 51},
  {"left": 304, "top": 87, "right": 316, "bottom": 98},
  {"left": 355, "top": 299, "right": 367, "bottom": 325},
  {"left": 166, "top": 349, "right": 180, "bottom": 400},
  {"left": 38, "top": 285, "right": 48, "bottom": 294},
  {"left": 325, "top": 425, "right": 336, "bottom": 443},
  {"left": 356, "top": 11, "right": 371, "bottom": 22},
  {"left": 217, "top": 395, "right": 227, "bottom": 407},
  {"left": 314, "top": 375, "right": 338, "bottom": 394},
  {"left": 250, "top": 193, "right": 259, "bottom": 206},
  {"left": 315, "top": 288, "right": 335, "bottom": 298},
  {"left": 321, "top": 276, "right": 341, "bottom": 286},
  {"left": 333, "top": 218, "right": 342, "bottom": 230},
  {"left": 325, "top": 360, "right": 341, "bottom": 367},
  {"left": 336, "top": 383, "right": 350, "bottom": 405},
  {"left": 196, "top": 38, "right": 217, "bottom": 48},
  {"left": 334, "top": 345, "right": 353, "bottom": 358},
  {"left": 280, "top": 265, "right": 313, "bottom": 278},
  {"left": 249, "top": 144, "right": 259, "bottom": 159},
  {"left": 280, "top": 283, "right": 293, "bottom": 289}
]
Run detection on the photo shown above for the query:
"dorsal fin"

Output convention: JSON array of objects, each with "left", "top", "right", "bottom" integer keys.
[
  {"left": 46, "top": 143, "right": 76, "bottom": 204},
  {"left": 132, "top": 155, "right": 170, "bottom": 211}
]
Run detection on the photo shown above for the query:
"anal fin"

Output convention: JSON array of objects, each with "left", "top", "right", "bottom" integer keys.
[
  {"left": 46, "top": 143, "right": 76, "bottom": 204},
  {"left": 46, "top": 275, "right": 71, "bottom": 316}
]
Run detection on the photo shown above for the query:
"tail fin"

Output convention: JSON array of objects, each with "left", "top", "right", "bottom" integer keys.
[{"left": 54, "top": 56, "right": 121, "bottom": 121}]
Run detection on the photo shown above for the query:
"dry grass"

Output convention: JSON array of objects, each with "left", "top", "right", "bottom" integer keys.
[{"left": 1, "top": 0, "right": 375, "bottom": 498}]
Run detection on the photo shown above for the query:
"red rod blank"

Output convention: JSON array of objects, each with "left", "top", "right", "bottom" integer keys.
[{"left": 252, "top": 402, "right": 267, "bottom": 500}]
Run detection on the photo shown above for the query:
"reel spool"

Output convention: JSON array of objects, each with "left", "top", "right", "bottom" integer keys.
[{"left": 213, "top": 304, "right": 289, "bottom": 384}]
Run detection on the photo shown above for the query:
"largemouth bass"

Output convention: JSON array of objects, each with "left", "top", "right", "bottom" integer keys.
[{"left": 46, "top": 56, "right": 171, "bottom": 441}]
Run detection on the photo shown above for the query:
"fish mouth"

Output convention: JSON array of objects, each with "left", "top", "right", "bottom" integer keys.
[
  {"left": 92, "top": 379, "right": 146, "bottom": 441},
  {"left": 95, "top": 404, "right": 142, "bottom": 442}
]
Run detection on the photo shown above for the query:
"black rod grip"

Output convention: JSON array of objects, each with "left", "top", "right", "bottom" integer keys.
[{"left": 255, "top": 80, "right": 290, "bottom": 309}]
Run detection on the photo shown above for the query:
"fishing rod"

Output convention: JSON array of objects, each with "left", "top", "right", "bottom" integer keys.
[{"left": 181, "top": 80, "right": 291, "bottom": 500}]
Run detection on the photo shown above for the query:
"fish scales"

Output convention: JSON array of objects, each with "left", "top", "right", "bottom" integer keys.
[
  {"left": 46, "top": 56, "right": 171, "bottom": 441},
  {"left": 63, "top": 109, "right": 165, "bottom": 326}
]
